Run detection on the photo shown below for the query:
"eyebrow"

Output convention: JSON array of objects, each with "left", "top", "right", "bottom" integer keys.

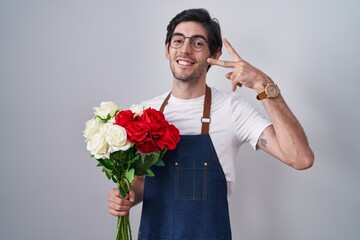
[{"left": 172, "top": 32, "right": 208, "bottom": 42}]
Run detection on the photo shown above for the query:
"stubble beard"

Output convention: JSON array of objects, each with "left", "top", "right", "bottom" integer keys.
[{"left": 169, "top": 60, "right": 207, "bottom": 87}]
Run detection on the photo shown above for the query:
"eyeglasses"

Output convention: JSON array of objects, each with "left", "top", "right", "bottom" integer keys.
[{"left": 170, "top": 34, "right": 208, "bottom": 52}]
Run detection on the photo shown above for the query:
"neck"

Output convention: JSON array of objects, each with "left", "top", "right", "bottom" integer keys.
[{"left": 171, "top": 79, "right": 206, "bottom": 99}]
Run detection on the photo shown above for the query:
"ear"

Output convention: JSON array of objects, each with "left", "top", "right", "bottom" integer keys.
[
  {"left": 165, "top": 43, "right": 170, "bottom": 59},
  {"left": 212, "top": 49, "right": 222, "bottom": 60}
]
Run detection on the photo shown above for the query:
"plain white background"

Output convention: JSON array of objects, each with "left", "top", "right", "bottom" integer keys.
[{"left": 0, "top": 0, "right": 359, "bottom": 239}]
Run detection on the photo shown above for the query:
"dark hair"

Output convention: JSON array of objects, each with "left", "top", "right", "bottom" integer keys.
[{"left": 165, "top": 8, "right": 222, "bottom": 57}]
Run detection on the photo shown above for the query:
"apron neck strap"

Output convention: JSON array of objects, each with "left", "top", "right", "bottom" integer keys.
[
  {"left": 201, "top": 85, "right": 211, "bottom": 134},
  {"left": 159, "top": 92, "right": 171, "bottom": 113},
  {"left": 159, "top": 85, "right": 212, "bottom": 135}
]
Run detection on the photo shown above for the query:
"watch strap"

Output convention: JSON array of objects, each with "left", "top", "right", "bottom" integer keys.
[{"left": 256, "top": 91, "right": 268, "bottom": 100}]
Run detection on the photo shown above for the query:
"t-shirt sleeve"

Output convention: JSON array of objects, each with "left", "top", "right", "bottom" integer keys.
[{"left": 230, "top": 94, "right": 272, "bottom": 150}]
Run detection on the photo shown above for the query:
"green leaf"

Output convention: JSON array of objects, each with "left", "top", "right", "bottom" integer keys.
[
  {"left": 160, "top": 149, "right": 167, "bottom": 158},
  {"left": 97, "top": 158, "right": 113, "bottom": 171},
  {"left": 130, "top": 153, "right": 140, "bottom": 163},
  {"left": 121, "top": 178, "right": 130, "bottom": 193},
  {"left": 139, "top": 152, "right": 146, "bottom": 163},
  {"left": 141, "top": 153, "right": 158, "bottom": 166},
  {"left": 148, "top": 153, "right": 160, "bottom": 166},
  {"left": 111, "top": 151, "right": 123, "bottom": 161},
  {"left": 104, "top": 168, "right": 112, "bottom": 180},
  {"left": 146, "top": 168, "right": 155, "bottom": 177},
  {"left": 111, "top": 175, "right": 117, "bottom": 183},
  {"left": 126, "top": 168, "right": 135, "bottom": 184},
  {"left": 154, "top": 158, "right": 165, "bottom": 167}
]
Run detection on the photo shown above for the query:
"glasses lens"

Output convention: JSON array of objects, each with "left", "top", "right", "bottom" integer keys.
[
  {"left": 191, "top": 37, "right": 206, "bottom": 51},
  {"left": 170, "top": 35, "right": 185, "bottom": 49}
]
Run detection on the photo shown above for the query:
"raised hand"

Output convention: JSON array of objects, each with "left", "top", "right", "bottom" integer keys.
[{"left": 207, "top": 38, "right": 272, "bottom": 92}]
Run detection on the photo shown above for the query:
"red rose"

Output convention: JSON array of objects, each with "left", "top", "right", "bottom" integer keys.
[
  {"left": 126, "top": 120, "right": 150, "bottom": 143},
  {"left": 115, "top": 110, "right": 134, "bottom": 128},
  {"left": 136, "top": 138, "right": 158, "bottom": 153},
  {"left": 157, "top": 124, "right": 180, "bottom": 150},
  {"left": 141, "top": 108, "right": 168, "bottom": 137}
]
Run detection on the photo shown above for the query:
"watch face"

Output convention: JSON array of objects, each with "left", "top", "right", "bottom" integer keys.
[{"left": 266, "top": 85, "right": 279, "bottom": 98}]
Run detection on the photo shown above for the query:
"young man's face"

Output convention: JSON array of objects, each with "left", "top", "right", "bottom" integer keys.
[{"left": 166, "top": 21, "right": 215, "bottom": 84}]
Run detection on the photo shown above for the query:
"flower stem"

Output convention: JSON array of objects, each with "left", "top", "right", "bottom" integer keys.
[
  {"left": 115, "top": 215, "right": 132, "bottom": 240},
  {"left": 114, "top": 180, "right": 132, "bottom": 240}
]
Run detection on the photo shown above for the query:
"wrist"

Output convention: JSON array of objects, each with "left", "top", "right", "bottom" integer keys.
[
  {"left": 254, "top": 73, "right": 274, "bottom": 93},
  {"left": 256, "top": 83, "right": 281, "bottom": 100}
]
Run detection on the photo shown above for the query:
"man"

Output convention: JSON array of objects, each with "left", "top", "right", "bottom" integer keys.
[{"left": 108, "top": 8, "right": 314, "bottom": 240}]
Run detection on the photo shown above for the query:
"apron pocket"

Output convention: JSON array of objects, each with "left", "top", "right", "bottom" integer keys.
[{"left": 174, "top": 161, "right": 208, "bottom": 200}]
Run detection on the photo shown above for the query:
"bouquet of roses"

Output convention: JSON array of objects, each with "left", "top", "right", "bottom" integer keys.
[{"left": 83, "top": 101, "right": 180, "bottom": 240}]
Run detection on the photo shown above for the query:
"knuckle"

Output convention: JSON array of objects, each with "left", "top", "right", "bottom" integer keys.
[
  {"left": 109, "top": 188, "right": 118, "bottom": 197},
  {"left": 114, "top": 197, "right": 122, "bottom": 204},
  {"left": 115, "top": 204, "right": 121, "bottom": 211},
  {"left": 109, "top": 209, "right": 119, "bottom": 217},
  {"left": 237, "top": 69, "right": 244, "bottom": 76}
]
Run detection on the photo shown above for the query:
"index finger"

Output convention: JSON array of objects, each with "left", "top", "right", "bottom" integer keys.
[
  {"left": 110, "top": 188, "right": 122, "bottom": 198},
  {"left": 224, "top": 38, "right": 243, "bottom": 61},
  {"left": 207, "top": 58, "right": 236, "bottom": 68}
]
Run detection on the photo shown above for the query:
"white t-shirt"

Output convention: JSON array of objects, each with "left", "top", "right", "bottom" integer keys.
[{"left": 141, "top": 87, "right": 271, "bottom": 198}]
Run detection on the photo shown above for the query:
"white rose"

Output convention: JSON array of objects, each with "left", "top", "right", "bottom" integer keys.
[
  {"left": 86, "top": 131, "right": 109, "bottom": 159},
  {"left": 94, "top": 101, "right": 120, "bottom": 120},
  {"left": 129, "top": 104, "right": 145, "bottom": 117},
  {"left": 83, "top": 117, "right": 102, "bottom": 140},
  {"left": 103, "top": 123, "right": 132, "bottom": 153}
]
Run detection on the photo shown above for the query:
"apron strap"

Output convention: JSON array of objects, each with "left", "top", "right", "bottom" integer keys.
[
  {"left": 159, "top": 85, "right": 211, "bottom": 135},
  {"left": 201, "top": 85, "right": 211, "bottom": 134},
  {"left": 159, "top": 91, "right": 171, "bottom": 113}
]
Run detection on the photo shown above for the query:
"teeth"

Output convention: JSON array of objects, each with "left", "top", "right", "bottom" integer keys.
[{"left": 178, "top": 60, "right": 192, "bottom": 66}]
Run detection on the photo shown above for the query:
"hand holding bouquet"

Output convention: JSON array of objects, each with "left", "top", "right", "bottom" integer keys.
[{"left": 83, "top": 101, "right": 180, "bottom": 240}]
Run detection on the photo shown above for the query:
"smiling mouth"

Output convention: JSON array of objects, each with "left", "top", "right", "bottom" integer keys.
[{"left": 176, "top": 58, "right": 195, "bottom": 66}]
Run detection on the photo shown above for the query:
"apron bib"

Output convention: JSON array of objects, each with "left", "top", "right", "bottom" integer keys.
[{"left": 139, "top": 86, "right": 232, "bottom": 240}]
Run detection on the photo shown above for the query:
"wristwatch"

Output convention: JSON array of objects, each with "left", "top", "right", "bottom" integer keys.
[{"left": 256, "top": 83, "right": 280, "bottom": 100}]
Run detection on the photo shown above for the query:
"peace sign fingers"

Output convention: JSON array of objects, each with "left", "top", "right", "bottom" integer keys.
[
  {"left": 207, "top": 38, "right": 270, "bottom": 92},
  {"left": 206, "top": 39, "right": 243, "bottom": 67},
  {"left": 223, "top": 38, "right": 243, "bottom": 62},
  {"left": 207, "top": 58, "right": 236, "bottom": 68}
]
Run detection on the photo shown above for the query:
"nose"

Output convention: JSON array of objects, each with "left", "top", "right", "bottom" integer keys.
[{"left": 180, "top": 38, "right": 193, "bottom": 54}]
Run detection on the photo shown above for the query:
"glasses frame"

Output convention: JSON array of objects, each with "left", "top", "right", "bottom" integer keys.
[{"left": 169, "top": 33, "right": 208, "bottom": 52}]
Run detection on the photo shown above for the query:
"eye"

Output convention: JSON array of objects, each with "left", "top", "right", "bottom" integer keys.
[
  {"left": 172, "top": 36, "right": 184, "bottom": 45},
  {"left": 192, "top": 38, "right": 206, "bottom": 48}
]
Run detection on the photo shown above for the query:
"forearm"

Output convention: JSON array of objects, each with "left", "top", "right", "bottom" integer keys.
[
  {"left": 260, "top": 95, "right": 314, "bottom": 169},
  {"left": 206, "top": 38, "right": 314, "bottom": 169}
]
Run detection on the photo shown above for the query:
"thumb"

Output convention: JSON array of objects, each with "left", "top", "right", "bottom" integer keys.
[
  {"left": 225, "top": 71, "right": 233, "bottom": 79},
  {"left": 129, "top": 190, "right": 136, "bottom": 203}
]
